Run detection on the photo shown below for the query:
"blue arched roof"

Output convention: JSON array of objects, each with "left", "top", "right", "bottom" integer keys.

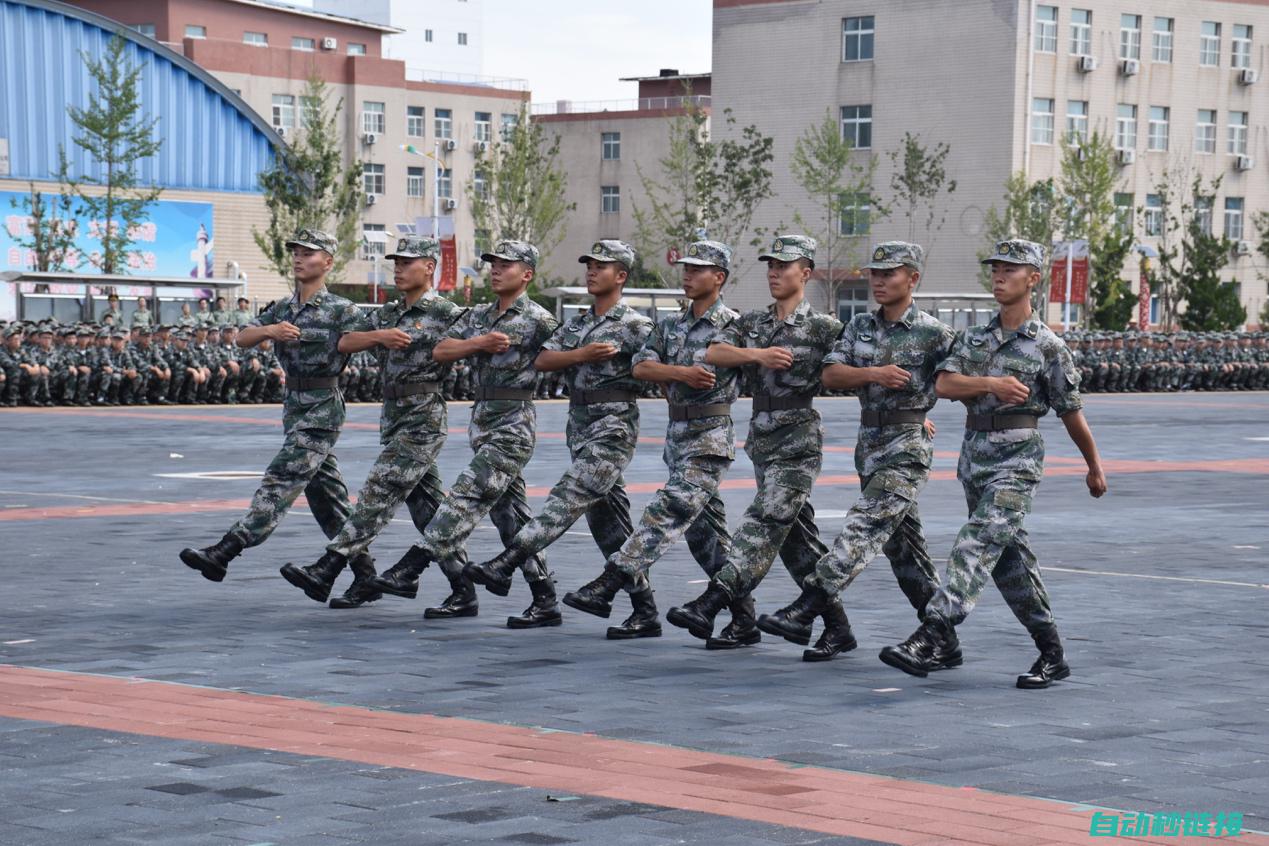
[{"left": 0, "top": 0, "right": 279, "bottom": 193}]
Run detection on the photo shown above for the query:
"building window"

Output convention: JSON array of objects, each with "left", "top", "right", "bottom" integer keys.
[
  {"left": 836, "top": 286, "right": 870, "bottom": 323},
  {"left": 1070, "top": 9, "right": 1092, "bottom": 56},
  {"left": 363, "top": 164, "right": 385, "bottom": 196},
  {"left": 407, "top": 166, "right": 425, "bottom": 198},
  {"left": 243, "top": 31, "right": 267, "bottom": 46},
  {"left": 1228, "top": 111, "right": 1249, "bottom": 156},
  {"left": 842, "top": 16, "right": 874, "bottom": 62},
  {"left": 500, "top": 112, "right": 518, "bottom": 139},
  {"left": 438, "top": 168, "right": 453, "bottom": 198},
  {"left": 407, "top": 106, "right": 425, "bottom": 138},
  {"left": 301, "top": 94, "right": 320, "bottom": 127},
  {"left": 458, "top": 32, "right": 468, "bottom": 45},
  {"left": 1195, "top": 197, "right": 1214, "bottom": 235},
  {"left": 425, "top": 29, "right": 433, "bottom": 42},
  {"left": 1200, "top": 22, "right": 1221, "bottom": 66},
  {"left": 132, "top": 23, "right": 156, "bottom": 38},
  {"left": 1114, "top": 193, "right": 1134, "bottom": 234},
  {"left": 1120, "top": 14, "right": 1141, "bottom": 60},
  {"left": 1035, "top": 6, "right": 1058, "bottom": 53},
  {"left": 362, "top": 223, "right": 386, "bottom": 260},
  {"left": 292, "top": 36, "right": 315, "bottom": 51},
  {"left": 348, "top": 42, "right": 366, "bottom": 56},
  {"left": 1147, "top": 106, "right": 1169, "bottom": 152},
  {"left": 1196, "top": 109, "right": 1217, "bottom": 154},
  {"left": 1031, "top": 98, "right": 1055, "bottom": 145},
  {"left": 601, "top": 186, "right": 621, "bottom": 214},
  {"left": 271, "top": 94, "right": 296, "bottom": 129},
  {"left": 1115, "top": 104, "right": 1137, "bottom": 151},
  {"left": 185, "top": 24, "right": 206, "bottom": 39},
  {"left": 362, "top": 101, "right": 385, "bottom": 135},
  {"left": 1152, "top": 17, "right": 1173, "bottom": 62},
  {"left": 840, "top": 105, "right": 872, "bottom": 149},
  {"left": 601, "top": 131, "right": 621, "bottom": 160},
  {"left": 838, "top": 192, "right": 871, "bottom": 236},
  {"left": 1066, "top": 100, "right": 1089, "bottom": 144},
  {"left": 435, "top": 108, "right": 453, "bottom": 139},
  {"left": 1144, "top": 194, "right": 1163, "bottom": 237},
  {"left": 473, "top": 169, "right": 488, "bottom": 200},
  {"left": 475, "top": 112, "right": 492, "bottom": 142},
  {"left": 1232, "top": 25, "right": 1253, "bottom": 69},
  {"left": 1225, "top": 197, "right": 1245, "bottom": 240}
]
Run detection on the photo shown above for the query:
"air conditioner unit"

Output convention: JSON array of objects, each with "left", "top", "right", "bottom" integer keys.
[
  {"left": 1120, "top": 58, "right": 1140, "bottom": 76},
  {"left": 320, "top": 37, "right": 337, "bottom": 50},
  {"left": 1234, "top": 240, "right": 1252, "bottom": 256},
  {"left": 1117, "top": 148, "right": 1136, "bottom": 165},
  {"left": 1075, "top": 145, "right": 1089, "bottom": 162},
  {"left": 362, "top": 132, "right": 378, "bottom": 146},
  {"left": 365, "top": 193, "right": 378, "bottom": 206},
  {"left": 1235, "top": 155, "right": 1254, "bottom": 171},
  {"left": 443, "top": 139, "right": 458, "bottom": 152},
  {"left": 473, "top": 140, "right": 489, "bottom": 153},
  {"left": 1077, "top": 55, "right": 1098, "bottom": 73},
  {"left": 442, "top": 197, "right": 459, "bottom": 211},
  {"left": 274, "top": 125, "right": 288, "bottom": 139},
  {"left": 1239, "top": 68, "right": 1259, "bottom": 85}
]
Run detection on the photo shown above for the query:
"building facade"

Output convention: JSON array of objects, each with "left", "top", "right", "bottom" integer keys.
[
  {"left": 316, "top": 0, "right": 485, "bottom": 77},
  {"left": 712, "top": 0, "right": 1268, "bottom": 327}
]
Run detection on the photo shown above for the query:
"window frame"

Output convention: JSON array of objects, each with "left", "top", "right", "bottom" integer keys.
[
  {"left": 361, "top": 101, "right": 386, "bottom": 136},
  {"left": 1119, "top": 14, "right": 1142, "bottom": 61},
  {"left": 1200, "top": 22, "right": 1221, "bottom": 67},
  {"left": 434, "top": 108, "right": 453, "bottom": 140},
  {"left": 601, "top": 131, "right": 621, "bottom": 160},
  {"left": 1147, "top": 106, "right": 1170, "bottom": 152},
  {"left": 840, "top": 105, "right": 873, "bottom": 150},
  {"left": 1224, "top": 197, "right": 1245, "bottom": 240},
  {"left": 292, "top": 36, "right": 316, "bottom": 52},
  {"left": 600, "top": 185, "right": 621, "bottom": 214},
  {"left": 1151, "top": 17, "right": 1173, "bottom": 63},
  {"left": 1035, "top": 5, "right": 1058, "bottom": 53},
  {"left": 1070, "top": 9, "right": 1092, "bottom": 56},
  {"left": 838, "top": 191, "right": 872, "bottom": 236},
  {"left": 184, "top": 24, "right": 206, "bottom": 39},
  {"left": 1031, "top": 98, "right": 1055, "bottom": 145},
  {"left": 271, "top": 94, "right": 296, "bottom": 130},
  {"left": 1227, "top": 111, "right": 1249, "bottom": 156},
  {"left": 1232, "top": 25, "right": 1253, "bottom": 69},
  {"left": 1196, "top": 109, "right": 1218, "bottom": 154},
  {"left": 406, "top": 166, "right": 425, "bottom": 199},
  {"left": 1115, "top": 104, "right": 1138, "bottom": 151},
  {"left": 842, "top": 15, "right": 875, "bottom": 62},
  {"left": 1066, "top": 100, "right": 1089, "bottom": 145},
  {"left": 406, "top": 106, "right": 425, "bottom": 138},
  {"left": 363, "top": 163, "right": 385, "bottom": 196},
  {"left": 243, "top": 31, "right": 267, "bottom": 47}
]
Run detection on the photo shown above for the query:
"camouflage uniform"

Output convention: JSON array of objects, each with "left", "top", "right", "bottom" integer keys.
[
  {"left": 609, "top": 241, "right": 740, "bottom": 587},
  {"left": 416, "top": 241, "right": 559, "bottom": 585}
]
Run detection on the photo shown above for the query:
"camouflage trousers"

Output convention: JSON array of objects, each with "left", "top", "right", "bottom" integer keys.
[
  {"left": 229, "top": 425, "right": 351, "bottom": 547},
  {"left": 609, "top": 453, "right": 731, "bottom": 586},
  {"left": 926, "top": 430, "right": 1055, "bottom": 634},
  {"left": 418, "top": 435, "right": 549, "bottom": 583},
  {"left": 327, "top": 431, "right": 448, "bottom": 559},
  {"left": 509, "top": 415, "right": 636, "bottom": 559}
]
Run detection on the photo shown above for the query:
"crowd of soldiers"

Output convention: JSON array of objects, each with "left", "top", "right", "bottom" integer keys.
[{"left": 1070, "top": 330, "right": 1269, "bottom": 393}]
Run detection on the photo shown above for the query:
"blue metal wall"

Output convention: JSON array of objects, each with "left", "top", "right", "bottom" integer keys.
[{"left": 0, "top": 0, "right": 276, "bottom": 193}]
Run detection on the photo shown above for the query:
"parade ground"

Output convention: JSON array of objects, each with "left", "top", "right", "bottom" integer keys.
[{"left": 1, "top": 393, "right": 1267, "bottom": 846}]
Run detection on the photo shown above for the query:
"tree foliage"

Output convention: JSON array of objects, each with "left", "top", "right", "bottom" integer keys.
[
  {"left": 888, "top": 132, "right": 956, "bottom": 249},
  {"left": 8, "top": 183, "right": 79, "bottom": 272}
]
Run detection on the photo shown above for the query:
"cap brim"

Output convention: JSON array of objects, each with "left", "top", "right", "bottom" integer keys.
[
  {"left": 579, "top": 254, "right": 619, "bottom": 264},
  {"left": 285, "top": 240, "right": 329, "bottom": 252},
  {"left": 385, "top": 252, "right": 432, "bottom": 260},
  {"left": 864, "top": 261, "right": 905, "bottom": 270},
  {"left": 675, "top": 256, "right": 721, "bottom": 267},
  {"left": 759, "top": 251, "right": 811, "bottom": 264},
  {"left": 981, "top": 255, "right": 1036, "bottom": 266}
]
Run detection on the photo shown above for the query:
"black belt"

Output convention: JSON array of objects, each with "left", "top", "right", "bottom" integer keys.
[
  {"left": 474, "top": 386, "right": 534, "bottom": 401},
  {"left": 753, "top": 394, "right": 814, "bottom": 412},
  {"left": 966, "top": 413, "right": 1039, "bottom": 432},
  {"left": 667, "top": 402, "right": 731, "bottom": 421},
  {"left": 860, "top": 409, "right": 927, "bottom": 427},
  {"left": 288, "top": 375, "right": 339, "bottom": 391},
  {"left": 570, "top": 389, "right": 638, "bottom": 405},
  {"left": 383, "top": 381, "right": 441, "bottom": 400}
]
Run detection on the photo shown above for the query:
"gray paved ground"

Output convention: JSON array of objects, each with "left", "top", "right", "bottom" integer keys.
[{"left": 1, "top": 393, "right": 1267, "bottom": 843}]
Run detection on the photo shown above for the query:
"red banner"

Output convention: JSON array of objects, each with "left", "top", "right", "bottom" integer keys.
[
  {"left": 1138, "top": 272, "right": 1151, "bottom": 328},
  {"left": 1049, "top": 257, "right": 1089, "bottom": 304},
  {"left": 438, "top": 237, "right": 457, "bottom": 292}
]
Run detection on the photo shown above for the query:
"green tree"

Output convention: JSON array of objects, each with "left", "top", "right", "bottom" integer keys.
[
  {"left": 1057, "top": 132, "right": 1127, "bottom": 327},
  {"left": 253, "top": 75, "right": 363, "bottom": 283},
  {"left": 8, "top": 183, "right": 80, "bottom": 272},
  {"left": 1176, "top": 184, "right": 1244, "bottom": 331},
  {"left": 56, "top": 34, "right": 162, "bottom": 274},
  {"left": 979, "top": 173, "right": 1060, "bottom": 293},
  {"left": 467, "top": 105, "right": 574, "bottom": 281},
  {"left": 789, "top": 109, "right": 886, "bottom": 311},
  {"left": 888, "top": 132, "right": 956, "bottom": 249},
  {"left": 1086, "top": 230, "right": 1136, "bottom": 329}
]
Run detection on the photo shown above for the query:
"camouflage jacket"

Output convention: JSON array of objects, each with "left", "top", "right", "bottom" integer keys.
[
  {"left": 251, "top": 286, "right": 369, "bottom": 431},
  {"left": 447, "top": 293, "right": 557, "bottom": 442},
  {"left": 634, "top": 298, "right": 740, "bottom": 461},
  {"left": 131, "top": 343, "right": 168, "bottom": 371},
  {"left": 230, "top": 308, "right": 254, "bottom": 327},
  {"left": 372, "top": 294, "right": 467, "bottom": 444}
]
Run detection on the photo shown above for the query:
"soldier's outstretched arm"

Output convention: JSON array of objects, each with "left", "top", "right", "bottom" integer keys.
[
  {"left": 936, "top": 371, "right": 1030, "bottom": 404},
  {"left": 535, "top": 344, "right": 617, "bottom": 371},
  {"left": 237, "top": 323, "right": 297, "bottom": 348},
  {"left": 338, "top": 329, "right": 409, "bottom": 354},
  {"left": 632, "top": 359, "right": 715, "bottom": 389},
  {"left": 823, "top": 361, "right": 908, "bottom": 391},
  {"left": 434, "top": 333, "right": 506, "bottom": 362},
  {"left": 1059, "top": 410, "right": 1107, "bottom": 498},
  {"left": 705, "top": 342, "right": 792, "bottom": 370}
]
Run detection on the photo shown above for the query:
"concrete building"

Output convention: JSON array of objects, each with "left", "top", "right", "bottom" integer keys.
[
  {"left": 316, "top": 0, "right": 485, "bottom": 77},
  {"left": 65, "top": 0, "right": 527, "bottom": 300},
  {"left": 712, "top": 0, "right": 1269, "bottom": 327},
  {"left": 534, "top": 71, "right": 711, "bottom": 286}
]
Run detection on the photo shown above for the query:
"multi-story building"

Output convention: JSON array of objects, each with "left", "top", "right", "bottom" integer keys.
[
  {"left": 65, "top": 0, "right": 527, "bottom": 303},
  {"left": 534, "top": 71, "right": 711, "bottom": 285},
  {"left": 316, "top": 0, "right": 485, "bottom": 77},
  {"left": 713, "top": 0, "right": 1268, "bottom": 326}
]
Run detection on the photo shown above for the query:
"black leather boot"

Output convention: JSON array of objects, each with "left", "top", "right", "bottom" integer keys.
[
  {"left": 179, "top": 533, "right": 244, "bottom": 582},
  {"left": 802, "top": 598, "right": 858, "bottom": 662},
  {"left": 279, "top": 551, "right": 348, "bottom": 603},
  {"left": 879, "top": 615, "right": 954, "bottom": 678},
  {"left": 423, "top": 573, "right": 478, "bottom": 619},
  {"left": 465, "top": 546, "right": 529, "bottom": 597},
  {"left": 756, "top": 584, "right": 832, "bottom": 646},
  {"left": 369, "top": 545, "right": 432, "bottom": 599},
  {"left": 329, "top": 553, "right": 382, "bottom": 609},
  {"left": 606, "top": 585, "right": 662, "bottom": 639},
  {"left": 562, "top": 565, "right": 625, "bottom": 619},
  {"left": 1016, "top": 624, "right": 1070, "bottom": 689},
  {"left": 706, "top": 593, "right": 762, "bottom": 650},
  {"left": 666, "top": 582, "right": 731, "bottom": 641},
  {"left": 931, "top": 625, "right": 964, "bottom": 671},
  {"left": 506, "top": 578, "right": 562, "bottom": 629}
]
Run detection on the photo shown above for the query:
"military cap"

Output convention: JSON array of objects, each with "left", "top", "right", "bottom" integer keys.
[
  {"left": 387, "top": 234, "right": 441, "bottom": 261},
  {"left": 676, "top": 240, "right": 733, "bottom": 271},
  {"left": 137, "top": 326, "right": 152, "bottom": 336},
  {"left": 579, "top": 239, "right": 636, "bottom": 270},
  {"left": 759, "top": 234, "right": 817, "bottom": 267},
  {"left": 866, "top": 241, "right": 925, "bottom": 272},
  {"left": 285, "top": 227, "right": 338, "bottom": 255},
  {"left": 76, "top": 327, "right": 94, "bottom": 337},
  {"left": 983, "top": 238, "right": 1046, "bottom": 268},
  {"left": 2, "top": 324, "right": 24, "bottom": 338},
  {"left": 95, "top": 329, "right": 111, "bottom": 339},
  {"left": 481, "top": 239, "right": 539, "bottom": 269},
  {"left": 36, "top": 324, "right": 54, "bottom": 335},
  {"left": 111, "top": 330, "right": 128, "bottom": 339},
  {"left": 57, "top": 326, "right": 75, "bottom": 337}
]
